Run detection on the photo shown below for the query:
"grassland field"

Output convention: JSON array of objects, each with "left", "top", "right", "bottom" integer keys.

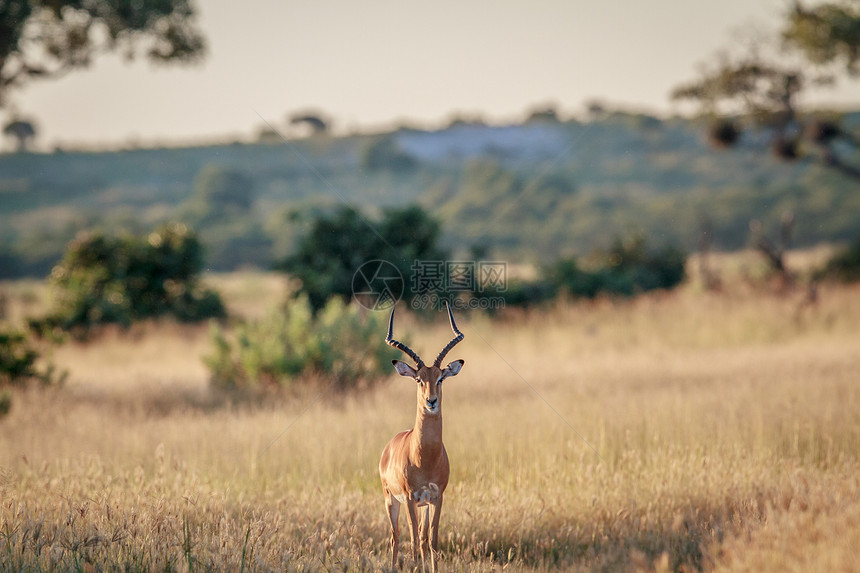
[{"left": 1, "top": 254, "right": 859, "bottom": 572}]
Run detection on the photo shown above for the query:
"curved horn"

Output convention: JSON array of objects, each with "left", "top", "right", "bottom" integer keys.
[
  {"left": 386, "top": 305, "right": 425, "bottom": 369},
  {"left": 433, "top": 300, "right": 464, "bottom": 367}
]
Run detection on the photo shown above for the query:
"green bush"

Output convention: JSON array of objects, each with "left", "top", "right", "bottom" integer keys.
[
  {"left": 542, "top": 236, "right": 687, "bottom": 299},
  {"left": 31, "top": 223, "right": 225, "bottom": 338},
  {"left": 279, "top": 205, "right": 447, "bottom": 311},
  {"left": 477, "top": 236, "right": 687, "bottom": 308},
  {"left": 0, "top": 328, "right": 66, "bottom": 417},
  {"left": 205, "top": 297, "right": 398, "bottom": 392},
  {"left": 1, "top": 330, "right": 40, "bottom": 387},
  {"left": 475, "top": 280, "right": 557, "bottom": 309},
  {"left": 821, "top": 234, "right": 860, "bottom": 282},
  {"left": 0, "top": 390, "right": 10, "bottom": 417},
  {"left": 588, "top": 235, "right": 687, "bottom": 296}
]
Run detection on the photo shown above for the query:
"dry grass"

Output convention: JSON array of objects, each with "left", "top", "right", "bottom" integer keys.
[{"left": 1, "top": 271, "right": 859, "bottom": 571}]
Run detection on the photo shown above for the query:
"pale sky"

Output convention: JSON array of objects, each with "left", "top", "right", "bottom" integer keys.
[{"left": 11, "top": 0, "right": 860, "bottom": 148}]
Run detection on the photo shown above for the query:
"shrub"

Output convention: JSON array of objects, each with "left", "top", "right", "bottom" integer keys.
[
  {"left": 474, "top": 280, "right": 557, "bottom": 310},
  {"left": 279, "top": 205, "right": 447, "bottom": 311},
  {"left": 477, "top": 236, "right": 687, "bottom": 308},
  {"left": 538, "top": 237, "right": 687, "bottom": 301},
  {"left": 0, "top": 328, "right": 66, "bottom": 417},
  {"left": 821, "top": 234, "right": 860, "bottom": 282},
  {"left": 0, "top": 390, "right": 10, "bottom": 417},
  {"left": 31, "top": 223, "right": 225, "bottom": 338},
  {"left": 594, "top": 236, "right": 687, "bottom": 295},
  {"left": 205, "top": 297, "right": 398, "bottom": 392},
  {"left": 1, "top": 330, "right": 40, "bottom": 387},
  {"left": 546, "top": 258, "right": 603, "bottom": 299}
]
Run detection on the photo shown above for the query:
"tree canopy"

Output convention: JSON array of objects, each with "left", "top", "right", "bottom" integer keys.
[
  {"left": 672, "top": 0, "right": 860, "bottom": 179},
  {"left": 2, "top": 117, "right": 35, "bottom": 151},
  {"left": 279, "top": 205, "right": 447, "bottom": 311},
  {"left": 288, "top": 112, "right": 329, "bottom": 135},
  {"left": 0, "top": 0, "right": 205, "bottom": 105},
  {"left": 30, "top": 223, "right": 225, "bottom": 338},
  {"left": 783, "top": 1, "right": 860, "bottom": 74}
]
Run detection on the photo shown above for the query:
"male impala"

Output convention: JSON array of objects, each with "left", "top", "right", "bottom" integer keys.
[{"left": 379, "top": 301, "right": 465, "bottom": 572}]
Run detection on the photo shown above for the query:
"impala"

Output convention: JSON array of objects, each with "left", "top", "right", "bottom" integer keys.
[{"left": 379, "top": 301, "right": 465, "bottom": 572}]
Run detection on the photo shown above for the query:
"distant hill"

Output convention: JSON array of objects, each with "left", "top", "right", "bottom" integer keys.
[{"left": 1, "top": 112, "right": 859, "bottom": 277}]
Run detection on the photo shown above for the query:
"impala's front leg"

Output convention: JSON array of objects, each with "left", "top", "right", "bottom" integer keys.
[
  {"left": 404, "top": 498, "right": 422, "bottom": 564},
  {"left": 428, "top": 496, "right": 443, "bottom": 572},
  {"left": 419, "top": 505, "right": 429, "bottom": 557}
]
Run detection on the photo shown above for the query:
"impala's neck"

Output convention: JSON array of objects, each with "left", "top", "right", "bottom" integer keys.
[{"left": 412, "top": 408, "right": 443, "bottom": 464}]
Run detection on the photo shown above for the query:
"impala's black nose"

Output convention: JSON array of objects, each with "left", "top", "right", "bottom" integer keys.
[{"left": 427, "top": 398, "right": 438, "bottom": 409}]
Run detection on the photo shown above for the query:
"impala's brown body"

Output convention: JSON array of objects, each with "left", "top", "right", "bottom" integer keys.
[{"left": 379, "top": 302, "right": 464, "bottom": 572}]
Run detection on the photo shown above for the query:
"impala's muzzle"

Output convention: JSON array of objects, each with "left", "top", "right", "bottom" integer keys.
[{"left": 426, "top": 397, "right": 438, "bottom": 412}]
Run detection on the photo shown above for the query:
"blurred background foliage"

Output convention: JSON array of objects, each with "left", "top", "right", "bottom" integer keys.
[
  {"left": 1, "top": 0, "right": 860, "bottom": 397},
  {"left": 29, "top": 223, "right": 225, "bottom": 339},
  {"left": 278, "top": 204, "right": 446, "bottom": 311},
  {"left": 0, "top": 0, "right": 205, "bottom": 106},
  {"left": 1, "top": 110, "right": 859, "bottom": 279}
]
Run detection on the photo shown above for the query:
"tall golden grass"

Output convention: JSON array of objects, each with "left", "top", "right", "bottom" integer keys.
[{"left": 1, "top": 268, "right": 859, "bottom": 571}]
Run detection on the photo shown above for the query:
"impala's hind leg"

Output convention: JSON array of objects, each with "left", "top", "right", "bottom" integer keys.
[{"left": 384, "top": 490, "right": 401, "bottom": 569}]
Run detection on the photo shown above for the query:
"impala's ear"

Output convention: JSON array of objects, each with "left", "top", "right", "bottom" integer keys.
[
  {"left": 392, "top": 360, "right": 418, "bottom": 378},
  {"left": 442, "top": 359, "right": 464, "bottom": 379}
]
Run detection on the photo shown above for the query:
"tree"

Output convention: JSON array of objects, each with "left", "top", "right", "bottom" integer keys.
[
  {"left": 749, "top": 213, "right": 796, "bottom": 288},
  {"left": 585, "top": 99, "right": 607, "bottom": 121},
  {"left": 525, "top": 103, "right": 560, "bottom": 123},
  {"left": 672, "top": 1, "right": 860, "bottom": 290},
  {"left": 30, "top": 223, "right": 225, "bottom": 338},
  {"left": 182, "top": 164, "right": 268, "bottom": 270},
  {"left": 288, "top": 111, "right": 329, "bottom": 135},
  {"left": 359, "top": 135, "right": 418, "bottom": 172},
  {"left": 279, "top": 205, "right": 447, "bottom": 311},
  {"left": 0, "top": 0, "right": 205, "bottom": 105},
  {"left": 671, "top": 1, "right": 860, "bottom": 179},
  {"left": 783, "top": 1, "right": 860, "bottom": 74},
  {"left": 2, "top": 118, "right": 35, "bottom": 151},
  {"left": 186, "top": 164, "right": 256, "bottom": 223}
]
